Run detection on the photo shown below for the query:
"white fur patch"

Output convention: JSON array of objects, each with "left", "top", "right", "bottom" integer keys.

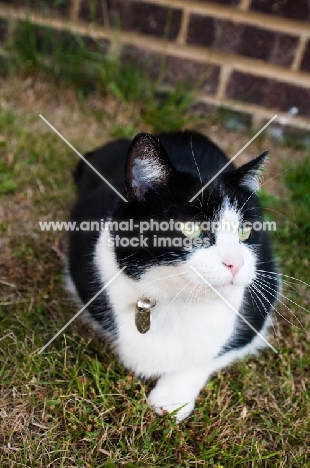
[
  {"left": 240, "top": 168, "right": 264, "bottom": 192},
  {"left": 138, "top": 156, "right": 168, "bottom": 183}
]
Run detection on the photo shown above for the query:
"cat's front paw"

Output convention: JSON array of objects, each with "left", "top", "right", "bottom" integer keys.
[{"left": 147, "top": 386, "right": 195, "bottom": 422}]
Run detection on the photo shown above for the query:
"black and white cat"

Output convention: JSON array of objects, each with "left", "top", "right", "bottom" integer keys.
[{"left": 67, "top": 131, "right": 280, "bottom": 421}]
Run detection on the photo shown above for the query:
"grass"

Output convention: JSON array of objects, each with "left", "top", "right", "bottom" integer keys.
[
  {"left": 0, "top": 19, "right": 310, "bottom": 468},
  {"left": 5, "top": 21, "right": 195, "bottom": 134}
]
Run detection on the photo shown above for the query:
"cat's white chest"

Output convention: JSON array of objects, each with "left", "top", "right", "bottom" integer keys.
[
  {"left": 95, "top": 229, "right": 245, "bottom": 377},
  {"left": 114, "top": 295, "right": 240, "bottom": 377}
]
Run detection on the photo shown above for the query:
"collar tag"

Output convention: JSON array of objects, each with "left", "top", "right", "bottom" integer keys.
[{"left": 135, "top": 297, "right": 156, "bottom": 334}]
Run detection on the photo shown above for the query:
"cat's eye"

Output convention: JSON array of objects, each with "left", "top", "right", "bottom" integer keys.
[
  {"left": 180, "top": 221, "right": 202, "bottom": 239},
  {"left": 238, "top": 225, "right": 252, "bottom": 242}
]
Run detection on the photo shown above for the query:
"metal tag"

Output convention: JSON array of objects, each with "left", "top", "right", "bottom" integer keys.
[{"left": 135, "top": 297, "right": 155, "bottom": 334}]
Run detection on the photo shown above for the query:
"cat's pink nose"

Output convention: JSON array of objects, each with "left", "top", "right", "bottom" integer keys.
[{"left": 222, "top": 257, "right": 244, "bottom": 276}]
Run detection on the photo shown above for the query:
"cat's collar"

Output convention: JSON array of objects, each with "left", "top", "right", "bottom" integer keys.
[{"left": 135, "top": 297, "right": 156, "bottom": 334}]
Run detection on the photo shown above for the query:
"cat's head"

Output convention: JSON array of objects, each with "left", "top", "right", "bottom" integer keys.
[{"left": 110, "top": 132, "right": 268, "bottom": 301}]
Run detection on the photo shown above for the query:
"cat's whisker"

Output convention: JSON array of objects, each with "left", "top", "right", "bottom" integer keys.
[
  {"left": 252, "top": 279, "right": 308, "bottom": 334},
  {"left": 256, "top": 271, "right": 304, "bottom": 298},
  {"left": 143, "top": 271, "right": 189, "bottom": 286},
  {"left": 256, "top": 273, "right": 299, "bottom": 295},
  {"left": 183, "top": 281, "right": 203, "bottom": 312},
  {"left": 120, "top": 252, "right": 138, "bottom": 262},
  {"left": 185, "top": 203, "right": 205, "bottom": 217},
  {"left": 192, "top": 283, "right": 202, "bottom": 305},
  {"left": 240, "top": 209, "right": 267, "bottom": 221},
  {"left": 256, "top": 258, "right": 281, "bottom": 265},
  {"left": 257, "top": 270, "right": 310, "bottom": 288},
  {"left": 246, "top": 206, "right": 298, "bottom": 227},
  {"left": 190, "top": 212, "right": 205, "bottom": 221},
  {"left": 241, "top": 208, "right": 278, "bottom": 227},
  {"left": 250, "top": 282, "right": 298, "bottom": 333},
  {"left": 255, "top": 276, "right": 310, "bottom": 321},
  {"left": 261, "top": 208, "right": 297, "bottom": 227},
  {"left": 247, "top": 284, "right": 269, "bottom": 319},
  {"left": 185, "top": 280, "right": 199, "bottom": 309},
  {"left": 243, "top": 206, "right": 264, "bottom": 211},
  {"left": 249, "top": 286, "right": 281, "bottom": 347},
  {"left": 190, "top": 133, "right": 203, "bottom": 207},
  {"left": 240, "top": 190, "right": 260, "bottom": 212},
  {"left": 185, "top": 282, "right": 196, "bottom": 307},
  {"left": 194, "top": 284, "right": 203, "bottom": 303}
]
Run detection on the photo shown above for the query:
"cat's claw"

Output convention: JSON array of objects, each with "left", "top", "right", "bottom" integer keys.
[{"left": 148, "top": 387, "right": 195, "bottom": 422}]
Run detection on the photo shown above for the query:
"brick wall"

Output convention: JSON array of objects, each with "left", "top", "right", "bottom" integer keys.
[{"left": 1, "top": 0, "right": 310, "bottom": 133}]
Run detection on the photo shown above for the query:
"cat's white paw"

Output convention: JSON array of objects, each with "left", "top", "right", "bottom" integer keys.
[{"left": 147, "top": 386, "right": 195, "bottom": 422}]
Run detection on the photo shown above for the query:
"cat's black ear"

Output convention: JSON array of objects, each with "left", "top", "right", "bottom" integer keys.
[
  {"left": 231, "top": 151, "right": 268, "bottom": 192},
  {"left": 125, "top": 132, "right": 175, "bottom": 202}
]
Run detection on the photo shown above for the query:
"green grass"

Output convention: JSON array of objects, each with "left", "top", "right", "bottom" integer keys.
[
  {"left": 0, "top": 22, "right": 310, "bottom": 466},
  {"left": 1, "top": 94, "right": 310, "bottom": 467},
  {"left": 261, "top": 157, "right": 310, "bottom": 280}
]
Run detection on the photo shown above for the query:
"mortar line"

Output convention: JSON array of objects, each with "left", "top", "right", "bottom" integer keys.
[
  {"left": 291, "top": 34, "right": 308, "bottom": 71},
  {"left": 177, "top": 9, "right": 190, "bottom": 45},
  {"left": 239, "top": 0, "right": 251, "bottom": 11},
  {"left": 70, "top": 0, "right": 81, "bottom": 21}
]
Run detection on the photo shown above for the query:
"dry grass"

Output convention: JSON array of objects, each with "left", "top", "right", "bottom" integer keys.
[{"left": 0, "top": 75, "right": 310, "bottom": 468}]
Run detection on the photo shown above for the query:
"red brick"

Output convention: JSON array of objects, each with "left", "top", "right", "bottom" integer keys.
[
  {"left": 226, "top": 71, "right": 310, "bottom": 117},
  {"left": 80, "top": 0, "right": 182, "bottom": 40},
  {"left": 300, "top": 40, "right": 310, "bottom": 73},
  {"left": 79, "top": 0, "right": 104, "bottom": 23},
  {"left": 164, "top": 56, "right": 220, "bottom": 95},
  {"left": 110, "top": 0, "right": 182, "bottom": 39},
  {"left": 226, "top": 72, "right": 268, "bottom": 104},
  {"left": 240, "top": 25, "right": 298, "bottom": 66},
  {"left": 121, "top": 46, "right": 220, "bottom": 94},
  {"left": 251, "top": 0, "right": 310, "bottom": 22},
  {"left": 121, "top": 45, "right": 162, "bottom": 80},
  {"left": 187, "top": 15, "right": 215, "bottom": 48},
  {"left": 187, "top": 15, "right": 298, "bottom": 67}
]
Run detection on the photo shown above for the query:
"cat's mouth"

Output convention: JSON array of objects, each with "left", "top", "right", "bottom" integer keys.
[{"left": 209, "top": 280, "right": 234, "bottom": 290}]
